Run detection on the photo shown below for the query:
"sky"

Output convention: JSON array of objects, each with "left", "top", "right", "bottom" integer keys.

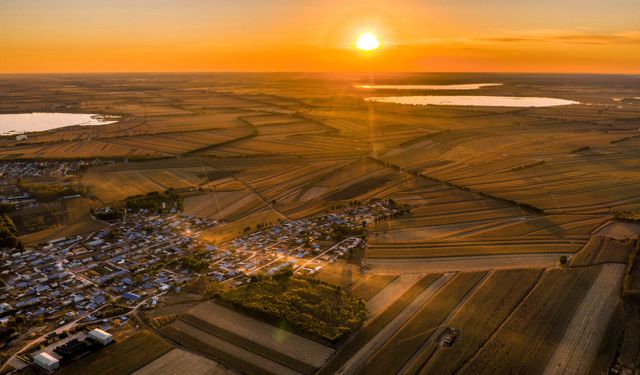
[{"left": 1, "top": 0, "right": 638, "bottom": 73}]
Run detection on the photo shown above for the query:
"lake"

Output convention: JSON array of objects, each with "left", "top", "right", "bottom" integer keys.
[
  {"left": 357, "top": 83, "right": 502, "bottom": 90},
  {"left": 0, "top": 113, "right": 118, "bottom": 136},
  {"left": 364, "top": 96, "right": 580, "bottom": 107}
]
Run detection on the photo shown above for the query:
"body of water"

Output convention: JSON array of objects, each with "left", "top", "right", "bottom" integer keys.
[
  {"left": 364, "top": 96, "right": 580, "bottom": 107},
  {"left": 357, "top": 83, "right": 502, "bottom": 90},
  {"left": 0, "top": 112, "right": 118, "bottom": 136}
]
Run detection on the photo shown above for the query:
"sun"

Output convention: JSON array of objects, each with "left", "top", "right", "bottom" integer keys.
[{"left": 356, "top": 32, "right": 380, "bottom": 51}]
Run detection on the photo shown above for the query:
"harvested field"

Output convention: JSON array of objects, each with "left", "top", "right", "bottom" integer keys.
[
  {"left": 365, "top": 274, "right": 424, "bottom": 318},
  {"left": 595, "top": 221, "right": 640, "bottom": 240},
  {"left": 335, "top": 273, "right": 456, "bottom": 375},
  {"left": 414, "top": 269, "right": 543, "bottom": 374},
  {"left": 317, "top": 274, "right": 442, "bottom": 375},
  {"left": 367, "top": 238, "right": 583, "bottom": 258},
  {"left": 460, "top": 267, "right": 601, "bottom": 374},
  {"left": 58, "top": 330, "right": 172, "bottom": 375},
  {"left": 160, "top": 320, "right": 301, "bottom": 375},
  {"left": 314, "top": 262, "right": 364, "bottom": 289},
  {"left": 83, "top": 167, "right": 205, "bottom": 203},
  {"left": 133, "top": 349, "right": 234, "bottom": 375},
  {"left": 543, "top": 264, "right": 625, "bottom": 375},
  {"left": 366, "top": 253, "right": 568, "bottom": 274},
  {"left": 183, "top": 301, "right": 334, "bottom": 371},
  {"left": 362, "top": 272, "right": 487, "bottom": 375},
  {"left": 348, "top": 274, "right": 397, "bottom": 301},
  {"left": 570, "top": 236, "right": 635, "bottom": 266}
]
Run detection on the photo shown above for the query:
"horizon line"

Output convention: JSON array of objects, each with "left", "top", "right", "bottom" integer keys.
[{"left": 0, "top": 70, "right": 638, "bottom": 76}]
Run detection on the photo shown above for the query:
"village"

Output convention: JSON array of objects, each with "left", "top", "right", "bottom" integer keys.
[{"left": 0, "top": 198, "right": 404, "bottom": 372}]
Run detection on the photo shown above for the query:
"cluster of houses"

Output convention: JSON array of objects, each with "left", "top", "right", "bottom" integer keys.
[
  {"left": 0, "top": 160, "right": 102, "bottom": 179},
  {"left": 211, "top": 200, "right": 401, "bottom": 284},
  {"left": 0, "top": 199, "right": 405, "bottom": 371},
  {"left": 0, "top": 214, "right": 218, "bottom": 347}
]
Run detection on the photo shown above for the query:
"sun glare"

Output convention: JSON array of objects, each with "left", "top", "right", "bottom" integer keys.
[{"left": 356, "top": 32, "right": 380, "bottom": 51}]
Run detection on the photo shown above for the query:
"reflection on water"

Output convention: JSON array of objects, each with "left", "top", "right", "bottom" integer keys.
[
  {"left": 364, "top": 96, "right": 580, "bottom": 107},
  {"left": 0, "top": 113, "right": 118, "bottom": 136},
  {"left": 357, "top": 83, "right": 502, "bottom": 90}
]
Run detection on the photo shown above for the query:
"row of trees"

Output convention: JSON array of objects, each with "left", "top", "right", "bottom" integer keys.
[
  {"left": 0, "top": 214, "right": 22, "bottom": 250},
  {"left": 18, "top": 182, "right": 85, "bottom": 202},
  {"left": 125, "top": 189, "right": 184, "bottom": 213}
]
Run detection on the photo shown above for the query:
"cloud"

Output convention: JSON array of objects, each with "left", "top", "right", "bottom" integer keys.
[{"left": 475, "top": 30, "right": 640, "bottom": 45}]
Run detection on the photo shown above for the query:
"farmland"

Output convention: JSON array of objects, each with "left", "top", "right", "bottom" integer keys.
[
  {"left": 1, "top": 73, "right": 639, "bottom": 374},
  {"left": 57, "top": 330, "right": 172, "bottom": 375},
  {"left": 133, "top": 349, "right": 233, "bottom": 375}
]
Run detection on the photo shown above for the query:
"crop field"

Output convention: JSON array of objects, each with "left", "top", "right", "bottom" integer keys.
[
  {"left": 182, "top": 302, "right": 334, "bottom": 372},
  {"left": 2, "top": 74, "right": 640, "bottom": 374},
  {"left": 160, "top": 320, "right": 301, "bottom": 375},
  {"left": 348, "top": 274, "right": 398, "bottom": 301},
  {"left": 83, "top": 167, "right": 207, "bottom": 203},
  {"left": 570, "top": 236, "right": 635, "bottom": 266},
  {"left": 314, "top": 262, "right": 364, "bottom": 289},
  {"left": 58, "top": 330, "right": 172, "bottom": 375},
  {"left": 414, "top": 269, "right": 543, "bottom": 374},
  {"left": 318, "top": 274, "right": 442, "bottom": 375},
  {"left": 365, "top": 253, "right": 567, "bottom": 274},
  {"left": 133, "top": 349, "right": 233, "bottom": 375},
  {"left": 458, "top": 266, "right": 602, "bottom": 374},
  {"left": 365, "top": 274, "right": 425, "bottom": 318},
  {"left": 360, "top": 271, "right": 487, "bottom": 375},
  {"left": 543, "top": 264, "right": 625, "bottom": 375}
]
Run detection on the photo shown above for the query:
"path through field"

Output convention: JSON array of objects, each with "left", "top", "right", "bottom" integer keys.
[
  {"left": 542, "top": 263, "right": 625, "bottom": 375},
  {"left": 335, "top": 272, "right": 455, "bottom": 375}
]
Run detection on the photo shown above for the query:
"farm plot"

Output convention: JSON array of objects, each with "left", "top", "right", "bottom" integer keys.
[
  {"left": 366, "top": 253, "right": 568, "bottom": 274},
  {"left": 595, "top": 221, "right": 640, "bottom": 240},
  {"left": 459, "top": 267, "right": 602, "bottom": 374},
  {"left": 160, "top": 320, "right": 301, "bottom": 375},
  {"left": 314, "top": 262, "right": 364, "bottom": 290},
  {"left": 415, "top": 269, "right": 543, "bottom": 375},
  {"left": 133, "top": 349, "right": 233, "bottom": 375},
  {"left": 317, "top": 274, "right": 442, "bottom": 375},
  {"left": 58, "top": 330, "right": 172, "bottom": 375},
  {"left": 543, "top": 264, "right": 625, "bottom": 375},
  {"left": 348, "top": 274, "right": 398, "bottom": 301},
  {"left": 182, "top": 302, "right": 334, "bottom": 373},
  {"left": 360, "top": 272, "right": 487, "bottom": 375},
  {"left": 333, "top": 273, "right": 455, "bottom": 375},
  {"left": 366, "top": 238, "right": 584, "bottom": 258},
  {"left": 83, "top": 167, "right": 205, "bottom": 203},
  {"left": 365, "top": 274, "right": 425, "bottom": 318},
  {"left": 570, "top": 236, "right": 634, "bottom": 266}
]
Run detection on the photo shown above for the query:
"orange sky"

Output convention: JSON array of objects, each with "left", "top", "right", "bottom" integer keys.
[{"left": 1, "top": 0, "right": 638, "bottom": 73}]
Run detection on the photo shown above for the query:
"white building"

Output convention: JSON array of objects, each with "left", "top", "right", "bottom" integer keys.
[
  {"left": 33, "top": 352, "right": 59, "bottom": 372},
  {"left": 16, "top": 134, "right": 28, "bottom": 141},
  {"left": 88, "top": 328, "right": 113, "bottom": 345}
]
